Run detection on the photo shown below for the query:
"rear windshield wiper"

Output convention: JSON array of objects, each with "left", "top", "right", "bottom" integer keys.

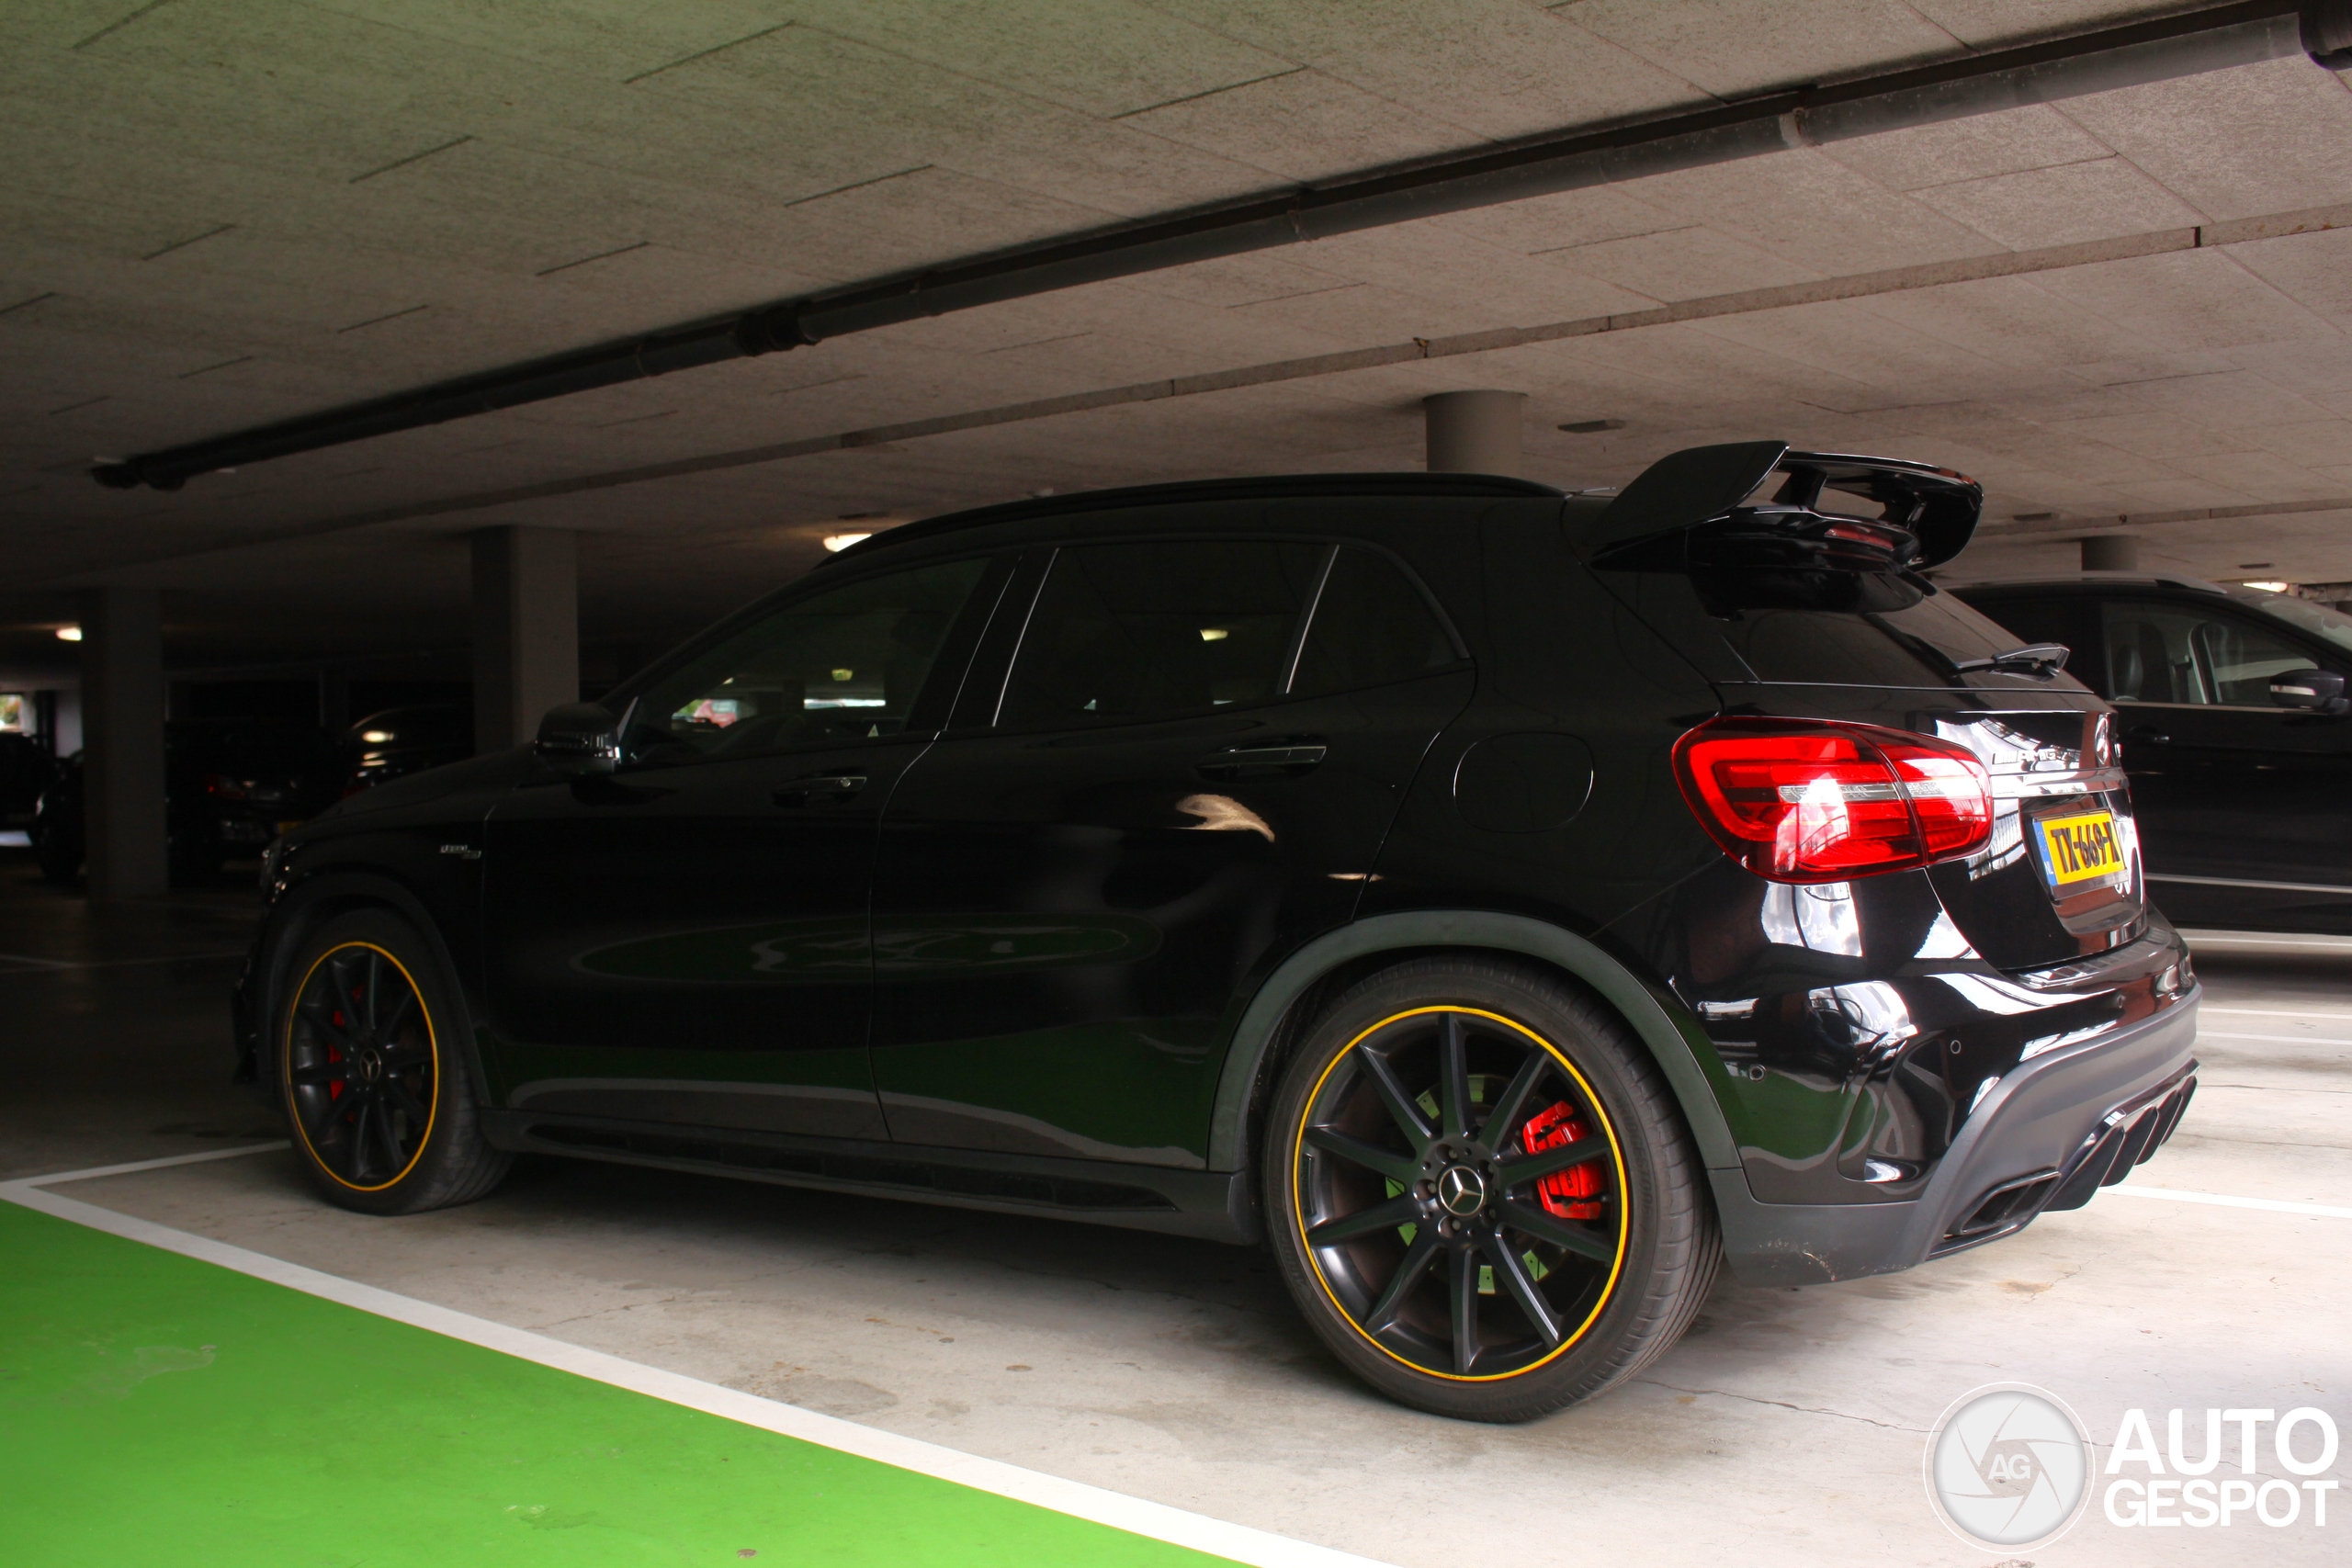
[{"left": 1950, "top": 643, "right": 2070, "bottom": 677}]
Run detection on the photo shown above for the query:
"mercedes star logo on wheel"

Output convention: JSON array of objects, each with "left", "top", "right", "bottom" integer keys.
[{"left": 1436, "top": 1165, "right": 1487, "bottom": 1217}]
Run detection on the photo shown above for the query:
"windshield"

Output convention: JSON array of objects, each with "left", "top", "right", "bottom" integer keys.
[{"left": 2234, "top": 591, "right": 2352, "bottom": 660}]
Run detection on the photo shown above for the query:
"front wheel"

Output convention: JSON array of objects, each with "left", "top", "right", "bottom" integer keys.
[
  {"left": 276, "top": 909, "right": 511, "bottom": 1214},
  {"left": 1265, "top": 957, "right": 1718, "bottom": 1421}
]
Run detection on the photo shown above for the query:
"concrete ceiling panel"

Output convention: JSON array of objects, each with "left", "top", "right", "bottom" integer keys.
[
  {"left": 1560, "top": 0, "right": 1967, "bottom": 98},
  {"left": 1609, "top": 148, "right": 1999, "bottom": 273},
  {"left": 1537, "top": 224, "right": 1816, "bottom": 301},
  {"left": 2029, "top": 248, "right": 2326, "bottom": 353},
  {"left": 1818, "top": 103, "right": 2117, "bottom": 191},
  {"left": 2224, "top": 226, "right": 2352, "bottom": 320},
  {"left": 1111, "top": 68, "right": 1476, "bottom": 185},
  {"left": 1150, "top": 1, "right": 1701, "bottom": 141},
  {"left": 735, "top": 1, "right": 1301, "bottom": 122},
  {"left": 2110, "top": 367, "right": 2335, "bottom": 428},
  {"left": 1428, "top": 184, "right": 1683, "bottom": 256},
  {"left": 2058, "top": 58, "right": 2352, "bottom": 221},
  {"left": 1907, "top": 155, "right": 2207, "bottom": 250}
]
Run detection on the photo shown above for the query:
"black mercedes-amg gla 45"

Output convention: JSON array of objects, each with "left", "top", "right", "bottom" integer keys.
[{"left": 233, "top": 441, "right": 2199, "bottom": 1421}]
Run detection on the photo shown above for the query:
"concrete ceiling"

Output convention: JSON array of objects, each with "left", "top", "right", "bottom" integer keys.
[{"left": 6, "top": 0, "right": 2352, "bottom": 674}]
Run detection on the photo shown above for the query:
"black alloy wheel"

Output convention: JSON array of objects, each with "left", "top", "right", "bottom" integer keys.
[
  {"left": 1268, "top": 957, "right": 1718, "bottom": 1421},
  {"left": 275, "top": 909, "right": 511, "bottom": 1214},
  {"left": 284, "top": 941, "right": 438, "bottom": 1190},
  {"left": 1291, "top": 1005, "right": 1627, "bottom": 1381}
]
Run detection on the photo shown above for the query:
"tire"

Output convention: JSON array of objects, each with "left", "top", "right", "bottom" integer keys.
[
  {"left": 1264, "top": 955, "right": 1719, "bottom": 1422},
  {"left": 274, "top": 908, "right": 512, "bottom": 1215}
]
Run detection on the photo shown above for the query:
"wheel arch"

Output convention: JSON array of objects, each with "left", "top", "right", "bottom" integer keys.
[
  {"left": 1208, "top": 911, "right": 1736, "bottom": 1175},
  {"left": 245, "top": 870, "right": 492, "bottom": 1112}
]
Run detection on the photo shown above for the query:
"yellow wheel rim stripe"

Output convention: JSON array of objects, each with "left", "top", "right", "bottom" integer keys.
[
  {"left": 1291, "top": 1005, "right": 1630, "bottom": 1382},
  {"left": 282, "top": 941, "right": 438, "bottom": 1192}
]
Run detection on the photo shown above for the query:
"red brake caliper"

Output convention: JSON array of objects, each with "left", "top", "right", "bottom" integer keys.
[
  {"left": 325, "top": 1002, "right": 346, "bottom": 1102},
  {"left": 1521, "top": 1101, "right": 1602, "bottom": 1220}
]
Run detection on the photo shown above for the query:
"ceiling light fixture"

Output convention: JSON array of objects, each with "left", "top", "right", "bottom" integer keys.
[
  {"left": 2237, "top": 562, "right": 2274, "bottom": 570},
  {"left": 1557, "top": 418, "right": 1627, "bottom": 434},
  {"left": 822, "top": 533, "right": 871, "bottom": 552},
  {"left": 2241, "top": 580, "right": 2290, "bottom": 592},
  {"left": 55, "top": 625, "right": 82, "bottom": 642},
  {"left": 2012, "top": 512, "right": 2055, "bottom": 522}
]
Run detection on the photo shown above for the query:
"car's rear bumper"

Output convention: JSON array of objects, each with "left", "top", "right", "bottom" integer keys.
[{"left": 1714, "top": 987, "right": 2199, "bottom": 1286}]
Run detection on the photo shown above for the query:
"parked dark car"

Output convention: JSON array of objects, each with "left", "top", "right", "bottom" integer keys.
[
  {"left": 233, "top": 446, "right": 2197, "bottom": 1421},
  {"left": 1954, "top": 572, "right": 2352, "bottom": 934},
  {"left": 342, "top": 704, "right": 473, "bottom": 797},
  {"left": 0, "top": 731, "right": 58, "bottom": 829},
  {"left": 34, "top": 720, "right": 344, "bottom": 883}
]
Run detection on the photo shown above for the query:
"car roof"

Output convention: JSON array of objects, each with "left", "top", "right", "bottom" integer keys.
[{"left": 823, "top": 471, "right": 1563, "bottom": 565}]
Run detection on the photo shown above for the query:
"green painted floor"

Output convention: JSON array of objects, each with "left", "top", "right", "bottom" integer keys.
[{"left": 0, "top": 1201, "right": 1235, "bottom": 1568}]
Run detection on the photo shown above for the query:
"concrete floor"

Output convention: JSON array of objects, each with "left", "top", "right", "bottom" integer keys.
[{"left": 5, "top": 843, "right": 2344, "bottom": 1567}]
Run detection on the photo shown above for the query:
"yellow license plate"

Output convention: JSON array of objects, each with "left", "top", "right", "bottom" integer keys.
[{"left": 2037, "top": 809, "right": 2124, "bottom": 887}]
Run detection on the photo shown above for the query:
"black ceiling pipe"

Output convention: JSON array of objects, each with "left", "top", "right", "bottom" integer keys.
[{"left": 95, "top": 1, "right": 2332, "bottom": 491}]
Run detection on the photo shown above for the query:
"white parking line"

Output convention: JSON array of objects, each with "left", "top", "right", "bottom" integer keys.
[
  {"left": 2108, "top": 1186, "right": 2352, "bottom": 1220},
  {"left": 2199, "top": 1031, "right": 2352, "bottom": 1045},
  {"left": 2201, "top": 1006, "right": 2352, "bottom": 1021},
  {"left": 0, "top": 1145, "right": 1396, "bottom": 1568}
]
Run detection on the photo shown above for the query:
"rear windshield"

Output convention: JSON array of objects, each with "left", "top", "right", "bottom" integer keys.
[{"left": 1708, "top": 572, "right": 2026, "bottom": 684}]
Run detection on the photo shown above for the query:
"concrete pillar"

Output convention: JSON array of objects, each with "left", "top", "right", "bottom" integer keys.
[
  {"left": 2081, "top": 535, "right": 2139, "bottom": 571},
  {"left": 80, "top": 587, "right": 168, "bottom": 898},
  {"left": 471, "top": 526, "right": 579, "bottom": 754},
  {"left": 1424, "top": 390, "right": 1526, "bottom": 476}
]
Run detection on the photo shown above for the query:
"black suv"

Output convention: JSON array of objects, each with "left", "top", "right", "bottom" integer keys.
[
  {"left": 1956, "top": 573, "right": 2352, "bottom": 934},
  {"left": 233, "top": 443, "right": 2199, "bottom": 1421}
]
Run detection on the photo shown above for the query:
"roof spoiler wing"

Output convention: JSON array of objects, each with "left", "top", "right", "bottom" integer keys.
[{"left": 1582, "top": 441, "right": 1983, "bottom": 568}]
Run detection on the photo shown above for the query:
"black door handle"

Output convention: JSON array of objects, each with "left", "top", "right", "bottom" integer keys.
[
  {"left": 2126, "top": 726, "right": 2170, "bottom": 746},
  {"left": 1194, "top": 744, "right": 1327, "bottom": 780},
  {"left": 773, "top": 773, "right": 867, "bottom": 807}
]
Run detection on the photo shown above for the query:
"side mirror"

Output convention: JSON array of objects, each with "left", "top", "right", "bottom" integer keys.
[
  {"left": 535, "top": 702, "right": 620, "bottom": 774},
  {"left": 2268, "top": 669, "right": 2349, "bottom": 714}
]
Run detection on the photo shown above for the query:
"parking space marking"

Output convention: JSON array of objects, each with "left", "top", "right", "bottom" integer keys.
[
  {"left": 2199, "top": 1031, "right": 2352, "bottom": 1044},
  {"left": 2109, "top": 1186, "right": 2352, "bottom": 1220},
  {"left": 0, "top": 1145, "right": 1396, "bottom": 1568},
  {"left": 2202, "top": 1006, "right": 2352, "bottom": 1021}
]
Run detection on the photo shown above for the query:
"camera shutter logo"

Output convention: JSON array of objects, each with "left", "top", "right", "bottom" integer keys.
[{"left": 1925, "top": 1383, "right": 2094, "bottom": 1549}]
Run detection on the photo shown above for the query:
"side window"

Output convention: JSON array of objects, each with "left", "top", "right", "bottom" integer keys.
[
  {"left": 1291, "top": 547, "right": 1460, "bottom": 697},
  {"left": 997, "top": 540, "right": 1324, "bottom": 728},
  {"left": 621, "top": 556, "right": 990, "bottom": 764},
  {"left": 2101, "top": 599, "right": 2314, "bottom": 705}
]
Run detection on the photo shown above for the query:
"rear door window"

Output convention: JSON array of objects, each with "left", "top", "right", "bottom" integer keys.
[
  {"left": 1291, "top": 547, "right": 1462, "bottom": 697},
  {"left": 2102, "top": 599, "right": 2320, "bottom": 706},
  {"left": 997, "top": 539, "right": 1325, "bottom": 728}
]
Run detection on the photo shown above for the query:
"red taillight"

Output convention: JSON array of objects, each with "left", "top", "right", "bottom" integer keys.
[{"left": 1671, "top": 717, "right": 1992, "bottom": 884}]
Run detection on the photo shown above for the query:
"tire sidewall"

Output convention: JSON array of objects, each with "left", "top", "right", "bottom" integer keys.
[
  {"left": 276, "top": 908, "right": 481, "bottom": 1215},
  {"left": 1265, "top": 958, "right": 1683, "bottom": 1420}
]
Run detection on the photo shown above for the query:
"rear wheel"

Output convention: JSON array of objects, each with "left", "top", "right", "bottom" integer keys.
[
  {"left": 277, "top": 909, "right": 511, "bottom": 1214},
  {"left": 1265, "top": 956, "right": 1717, "bottom": 1421}
]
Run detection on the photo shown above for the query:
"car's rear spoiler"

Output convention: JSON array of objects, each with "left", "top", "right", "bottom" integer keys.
[{"left": 1581, "top": 440, "right": 1983, "bottom": 569}]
